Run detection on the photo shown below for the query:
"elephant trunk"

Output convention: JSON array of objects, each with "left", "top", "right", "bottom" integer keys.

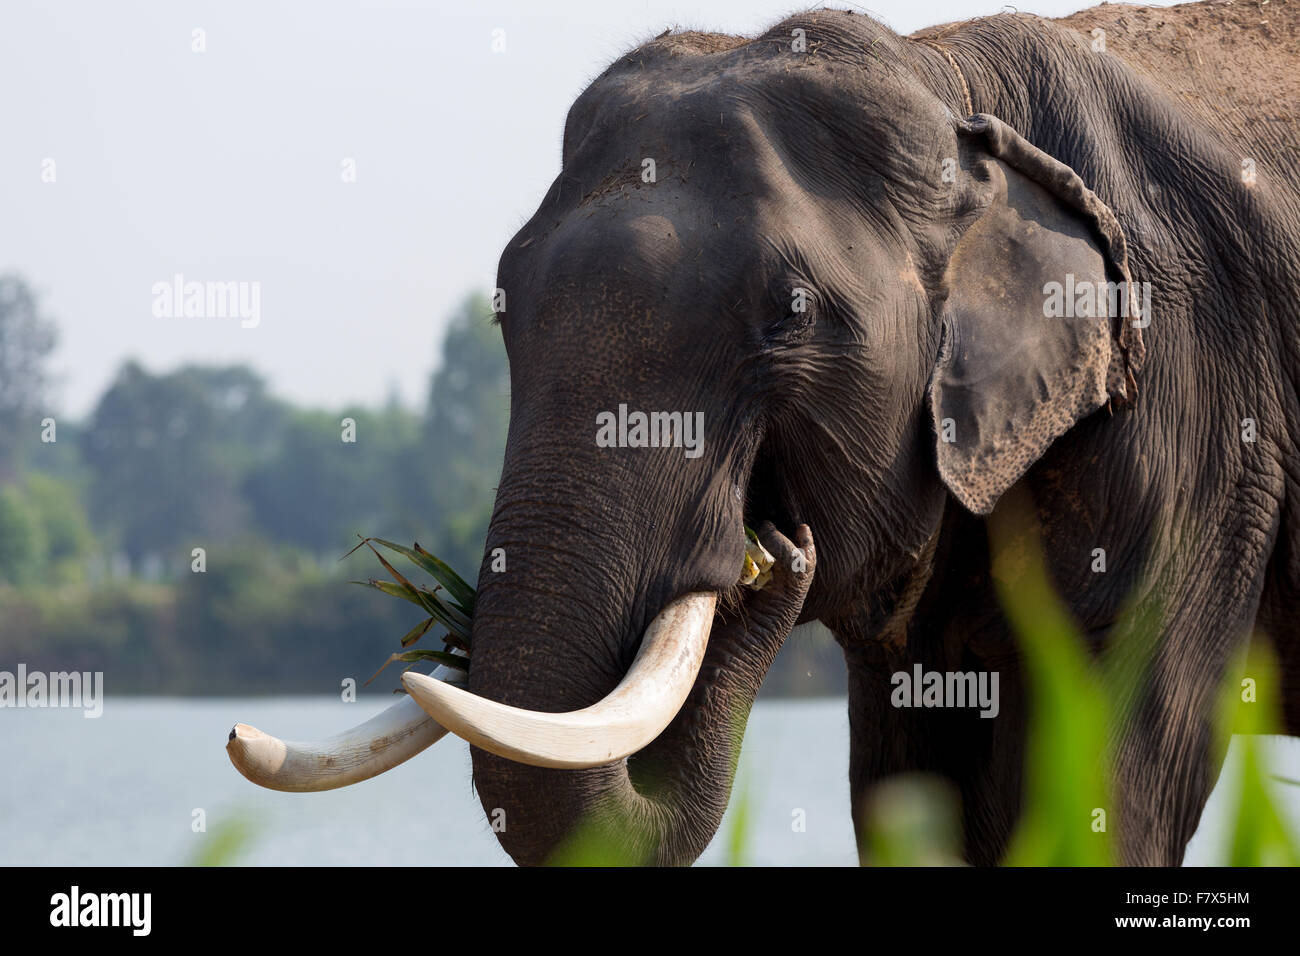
[
  {"left": 461, "top": 437, "right": 773, "bottom": 865},
  {"left": 468, "top": 582, "right": 781, "bottom": 866}
]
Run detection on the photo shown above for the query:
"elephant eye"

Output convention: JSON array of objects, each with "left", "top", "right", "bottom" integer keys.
[
  {"left": 764, "top": 308, "right": 815, "bottom": 346},
  {"left": 759, "top": 272, "right": 821, "bottom": 346},
  {"left": 766, "top": 283, "right": 818, "bottom": 341}
]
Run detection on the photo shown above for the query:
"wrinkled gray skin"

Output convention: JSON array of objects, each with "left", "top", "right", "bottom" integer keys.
[{"left": 468, "top": 4, "right": 1300, "bottom": 865}]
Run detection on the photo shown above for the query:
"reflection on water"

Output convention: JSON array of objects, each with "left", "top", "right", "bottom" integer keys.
[{"left": 1, "top": 697, "right": 1295, "bottom": 866}]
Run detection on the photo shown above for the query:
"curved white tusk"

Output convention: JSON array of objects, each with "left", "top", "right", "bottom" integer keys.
[
  {"left": 402, "top": 592, "right": 716, "bottom": 770},
  {"left": 227, "top": 664, "right": 465, "bottom": 792}
]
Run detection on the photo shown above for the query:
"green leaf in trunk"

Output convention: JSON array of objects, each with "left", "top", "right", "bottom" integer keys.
[
  {"left": 371, "top": 537, "right": 477, "bottom": 614},
  {"left": 351, "top": 535, "right": 478, "bottom": 685},
  {"left": 398, "top": 617, "right": 435, "bottom": 649}
]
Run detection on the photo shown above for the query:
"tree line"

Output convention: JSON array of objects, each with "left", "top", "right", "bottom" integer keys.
[{"left": 0, "top": 276, "right": 842, "bottom": 696}]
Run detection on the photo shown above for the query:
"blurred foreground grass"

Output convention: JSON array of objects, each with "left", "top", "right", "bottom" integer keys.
[
  {"left": 974, "top": 495, "right": 1298, "bottom": 867},
  {"left": 187, "top": 813, "right": 257, "bottom": 867}
]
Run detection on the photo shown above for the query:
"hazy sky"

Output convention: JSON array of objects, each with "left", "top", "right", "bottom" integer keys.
[{"left": 2, "top": 0, "right": 1171, "bottom": 417}]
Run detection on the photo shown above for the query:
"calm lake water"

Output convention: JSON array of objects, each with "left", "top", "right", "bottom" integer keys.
[{"left": 3, "top": 696, "right": 1297, "bottom": 866}]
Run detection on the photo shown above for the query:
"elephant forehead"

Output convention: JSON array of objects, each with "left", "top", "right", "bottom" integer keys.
[
  {"left": 622, "top": 214, "right": 683, "bottom": 262},
  {"left": 516, "top": 208, "right": 700, "bottom": 298}
]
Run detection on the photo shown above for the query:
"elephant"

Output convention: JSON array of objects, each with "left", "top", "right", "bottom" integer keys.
[{"left": 227, "top": 2, "right": 1300, "bottom": 866}]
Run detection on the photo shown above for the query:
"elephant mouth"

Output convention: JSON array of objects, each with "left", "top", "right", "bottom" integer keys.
[
  {"left": 399, "top": 590, "right": 718, "bottom": 768},
  {"left": 224, "top": 590, "right": 722, "bottom": 790}
]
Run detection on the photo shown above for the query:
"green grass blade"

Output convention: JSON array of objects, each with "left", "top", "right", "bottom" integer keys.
[
  {"left": 353, "top": 577, "right": 428, "bottom": 611},
  {"left": 989, "top": 491, "right": 1114, "bottom": 866},
  {"left": 395, "top": 648, "right": 469, "bottom": 671},
  {"left": 412, "top": 541, "right": 477, "bottom": 612},
  {"left": 398, "top": 616, "right": 435, "bottom": 648},
  {"left": 369, "top": 537, "right": 476, "bottom": 612}
]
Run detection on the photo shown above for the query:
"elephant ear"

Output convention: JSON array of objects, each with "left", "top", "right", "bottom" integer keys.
[{"left": 929, "top": 114, "right": 1146, "bottom": 516}]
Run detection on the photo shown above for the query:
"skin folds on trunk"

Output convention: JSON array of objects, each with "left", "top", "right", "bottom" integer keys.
[{"left": 469, "top": 523, "right": 813, "bottom": 865}]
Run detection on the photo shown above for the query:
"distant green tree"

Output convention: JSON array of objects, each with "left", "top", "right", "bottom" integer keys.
[
  {"left": 402, "top": 291, "right": 509, "bottom": 578},
  {"left": 0, "top": 485, "right": 41, "bottom": 584},
  {"left": 243, "top": 404, "right": 421, "bottom": 554},
  {"left": 81, "top": 362, "right": 281, "bottom": 564},
  {"left": 0, "top": 276, "right": 58, "bottom": 481},
  {"left": 24, "top": 474, "right": 96, "bottom": 581}
]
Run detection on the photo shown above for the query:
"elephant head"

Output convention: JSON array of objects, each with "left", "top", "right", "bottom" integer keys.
[{"left": 227, "top": 13, "right": 1143, "bottom": 865}]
